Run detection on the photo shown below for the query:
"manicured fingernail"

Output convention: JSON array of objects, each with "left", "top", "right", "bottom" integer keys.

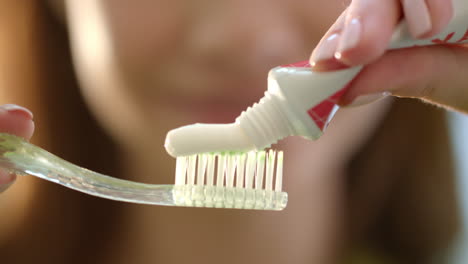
[
  {"left": 402, "top": 0, "right": 432, "bottom": 38},
  {"left": 1, "top": 104, "right": 33, "bottom": 120},
  {"left": 335, "top": 18, "right": 361, "bottom": 59},
  {"left": 343, "top": 91, "right": 391, "bottom": 108},
  {"left": 310, "top": 33, "right": 340, "bottom": 66}
]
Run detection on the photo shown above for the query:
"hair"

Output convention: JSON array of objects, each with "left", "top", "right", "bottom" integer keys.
[{"left": 0, "top": 1, "right": 461, "bottom": 263}]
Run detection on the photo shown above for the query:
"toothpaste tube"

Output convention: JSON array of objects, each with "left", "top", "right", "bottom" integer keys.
[{"left": 165, "top": 0, "right": 468, "bottom": 157}]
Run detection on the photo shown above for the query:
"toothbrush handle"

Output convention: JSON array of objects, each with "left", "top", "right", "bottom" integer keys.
[{"left": 0, "top": 133, "right": 175, "bottom": 206}]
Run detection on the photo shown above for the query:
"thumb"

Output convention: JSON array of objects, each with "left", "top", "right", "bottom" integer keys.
[
  {"left": 0, "top": 173, "right": 15, "bottom": 193},
  {"left": 0, "top": 104, "right": 34, "bottom": 193},
  {"left": 341, "top": 44, "right": 468, "bottom": 113}
]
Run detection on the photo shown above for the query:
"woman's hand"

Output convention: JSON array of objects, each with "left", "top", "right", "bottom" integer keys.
[
  {"left": 0, "top": 104, "right": 34, "bottom": 193},
  {"left": 310, "top": 0, "right": 468, "bottom": 113}
]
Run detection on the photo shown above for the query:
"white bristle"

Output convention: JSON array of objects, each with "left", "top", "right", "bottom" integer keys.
[
  {"left": 197, "top": 154, "right": 207, "bottom": 186},
  {"left": 175, "top": 156, "right": 187, "bottom": 185},
  {"left": 245, "top": 152, "right": 256, "bottom": 189},
  {"left": 173, "top": 150, "right": 286, "bottom": 210},
  {"left": 255, "top": 152, "right": 265, "bottom": 190},
  {"left": 226, "top": 155, "right": 236, "bottom": 188},
  {"left": 236, "top": 153, "right": 246, "bottom": 188},
  {"left": 216, "top": 155, "right": 226, "bottom": 187},
  {"left": 275, "top": 151, "right": 283, "bottom": 192},
  {"left": 187, "top": 155, "right": 197, "bottom": 185},
  {"left": 206, "top": 154, "right": 215, "bottom": 186},
  {"left": 266, "top": 150, "right": 275, "bottom": 191}
]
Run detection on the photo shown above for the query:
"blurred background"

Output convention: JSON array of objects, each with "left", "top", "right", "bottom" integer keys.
[
  {"left": 0, "top": 1, "right": 467, "bottom": 263},
  {"left": 446, "top": 111, "right": 468, "bottom": 263}
]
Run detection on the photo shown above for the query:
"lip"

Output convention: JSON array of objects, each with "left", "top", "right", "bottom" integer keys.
[
  {"left": 147, "top": 60, "right": 270, "bottom": 123},
  {"left": 155, "top": 59, "right": 268, "bottom": 97},
  {"left": 170, "top": 77, "right": 265, "bottom": 100},
  {"left": 169, "top": 96, "right": 253, "bottom": 123},
  {"left": 154, "top": 80, "right": 266, "bottom": 123}
]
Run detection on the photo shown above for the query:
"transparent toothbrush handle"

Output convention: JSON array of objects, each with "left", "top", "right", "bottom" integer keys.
[{"left": 0, "top": 133, "right": 176, "bottom": 206}]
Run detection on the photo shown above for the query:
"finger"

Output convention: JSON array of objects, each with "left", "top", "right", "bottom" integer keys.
[
  {"left": 0, "top": 171, "right": 16, "bottom": 193},
  {"left": 422, "top": 0, "right": 454, "bottom": 37},
  {"left": 341, "top": 45, "right": 468, "bottom": 113},
  {"left": 334, "top": 0, "right": 401, "bottom": 67},
  {"left": 401, "top": 0, "right": 432, "bottom": 38},
  {"left": 310, "top": 10, "right": 350, "bottom": 71},
  {"left": 0, "top": 104, "right": 35, "bottom": 140},
  {"left": 401, "top": 0, "right": 453, "bottom": 39},
  {"left": 0, "top": 104, "right": 34, "bottom": 193}
]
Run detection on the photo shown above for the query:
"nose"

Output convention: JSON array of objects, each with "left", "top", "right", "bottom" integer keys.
[{"left": 184, "top": 1, "right": 306, "bottom": 74}]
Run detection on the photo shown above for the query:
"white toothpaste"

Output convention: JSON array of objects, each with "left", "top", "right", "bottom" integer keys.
[{"left": 165, "top": 0, "right": 468, "bottom": 157}]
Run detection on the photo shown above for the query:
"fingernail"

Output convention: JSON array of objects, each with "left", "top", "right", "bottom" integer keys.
[
  {"left": 335, "top": 18, "right": 361, "bottom": 59},
  {"left": 0, "top": 171, "right": 15, "bottom": 193},
  {"left": 402, "top": 0, "right": 432, "bottom": 38},
  {"left": 310, "top": 33, "right": 340, "bottom": 66},
  {"left": 0, "top": 104, "right": 33, "bottom": 120},
  {"left": 0, "top": 182, "right": 14, "bottom": 193},
  {"left": 343, "top": 91, "right": 391, "bottom": 108}
]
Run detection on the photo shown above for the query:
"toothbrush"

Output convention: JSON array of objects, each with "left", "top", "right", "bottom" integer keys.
[{"left": 0, "top": 133, "right": 287, "bottom": 210}]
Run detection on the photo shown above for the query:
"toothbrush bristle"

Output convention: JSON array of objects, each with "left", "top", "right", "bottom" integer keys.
[{"left": 172, "top": 150, "right": 287, "bottom": 210}]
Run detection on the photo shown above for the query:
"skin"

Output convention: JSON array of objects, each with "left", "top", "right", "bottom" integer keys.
[
  {"left": 310, "top": 0, "right": 468, "bottom": 113},
  {"left": 0, "top": 106, "right": 34, "bottom": 193},
  {"left": 0, "top": 0, "right": 464, "bottom": 262}
]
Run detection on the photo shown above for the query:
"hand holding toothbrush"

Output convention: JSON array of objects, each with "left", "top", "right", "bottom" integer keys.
[
  {"left": 0, "top": 104, "right": 34, "bottom": 193},
  {"left": 310, "top": 0, "right": 468, "bottom": 113}
]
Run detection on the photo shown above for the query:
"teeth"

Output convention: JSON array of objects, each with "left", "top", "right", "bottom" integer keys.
[{"left": 173, "top": 150, "right": 286, "bottom": 210}]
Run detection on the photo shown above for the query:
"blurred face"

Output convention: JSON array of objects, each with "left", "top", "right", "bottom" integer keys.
[
  {"left": 63, "top": 0, "right": 346, "bottom": 151},
  {"left": 60, "top": 2, "right": 394, "bottom": 262}
]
